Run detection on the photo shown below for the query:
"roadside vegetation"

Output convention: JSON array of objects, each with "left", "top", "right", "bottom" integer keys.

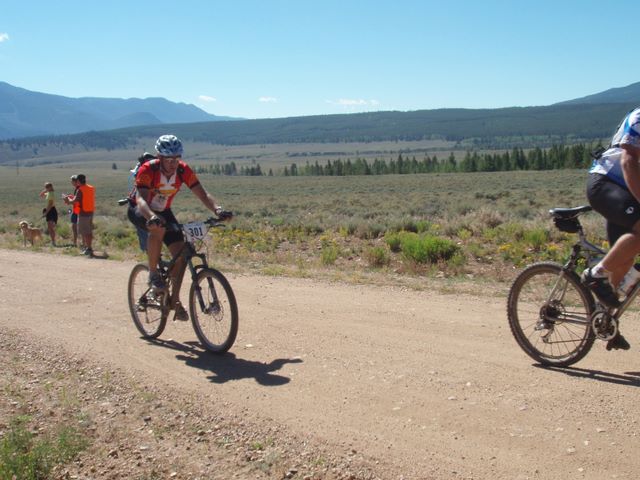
[
  {"left": 0, "top": 157, "right": 607, "bottom": 290},
  {"left": 0, "top": 416, "right": 88, "bottom": 480}
]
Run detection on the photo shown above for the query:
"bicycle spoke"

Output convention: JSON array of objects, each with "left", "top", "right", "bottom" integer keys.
[
  {"left": 128, "top": 263, "right": 167, "bottom": 338},
  {"left": 508, "top": 262, "right": 595, "bottom": 366},
  {"left": 189, "top": 269, "right": 238, "bottom": 354}
]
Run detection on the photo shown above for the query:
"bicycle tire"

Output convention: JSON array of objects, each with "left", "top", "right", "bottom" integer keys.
[
  {"left": 128, "top": 263, "right": 167, "bottom": 339},
  {"left": 189, "top": 268, "right": 238, "bottom": 354},
  {"left": 507, "top": 261, "right": 596, "bottom": 367}
]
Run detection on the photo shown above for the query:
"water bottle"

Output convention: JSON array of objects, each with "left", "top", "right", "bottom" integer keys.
[{"left": 617, "top": 264, "right": 640, "bottom": 296}]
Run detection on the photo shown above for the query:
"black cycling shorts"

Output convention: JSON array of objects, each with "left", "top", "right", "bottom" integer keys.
[
  {"left": 127, "top": 206, "right": 184, "bottom": 246},
  {"left": 587, "top": 173, "right": 640, "bottom": 244},
  {"left": 45, "top": 206, "right": 58, "bottom": 224}
]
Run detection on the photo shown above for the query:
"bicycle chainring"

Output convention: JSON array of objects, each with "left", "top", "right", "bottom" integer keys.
[{"left": 590, "top": 309, "right": 618, "bottom": 341}]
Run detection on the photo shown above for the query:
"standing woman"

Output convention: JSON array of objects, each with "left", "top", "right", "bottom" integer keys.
[
  {"left": 39, "top": 182, "right": 58, "bottom": 246},
  {"left": 63, "top": 175, "right": 81, "bottom": 247}
]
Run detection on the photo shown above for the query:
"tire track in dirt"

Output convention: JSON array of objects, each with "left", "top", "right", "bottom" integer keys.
[{"left": 1, "top": 249, "right": 640, "bottom": 479}]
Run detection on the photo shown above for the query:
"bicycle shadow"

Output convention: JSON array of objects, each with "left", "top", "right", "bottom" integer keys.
[
  {"left": 145, "top": 338, "right": 303, "bottom": 386},
  {"left": 534, "top": 364, "right": 640, "bottom": 387}
]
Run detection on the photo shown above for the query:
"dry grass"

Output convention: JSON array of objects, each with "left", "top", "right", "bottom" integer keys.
[{"left": 0, "top": 161, "right": 605, "bottom": 289}]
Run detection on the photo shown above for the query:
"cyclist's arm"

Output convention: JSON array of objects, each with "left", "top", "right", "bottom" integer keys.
[
  {"left": 135, "top": 186, "right": 157, "bottom": 221},
  {"left": 190, "top": 183, "right": 220, "bottom": 213},
  {"left": 621, "top": 144, "right": 640, "bottom": 203}
]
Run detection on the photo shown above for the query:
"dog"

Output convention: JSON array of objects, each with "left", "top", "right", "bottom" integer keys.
[{"left": 19, "top": 221, "right": 43, "bottom": 246}]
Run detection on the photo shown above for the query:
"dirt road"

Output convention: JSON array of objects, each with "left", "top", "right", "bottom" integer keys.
[{"left": 1, "top": 249, "right": 639, "bottom": 479}]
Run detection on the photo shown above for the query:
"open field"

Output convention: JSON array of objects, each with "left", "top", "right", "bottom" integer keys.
[
  {"left": 0, "top": 158, "right": 606, "bottom": 291},
  {"left": 1, "top": 138, "right": 462, "bottom": 167}
]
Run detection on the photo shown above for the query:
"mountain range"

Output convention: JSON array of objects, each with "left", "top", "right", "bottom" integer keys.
[
  {"left": 0, "top": 81, "right": 236, "bottom": 140},
  {"left": 1, "top": 81, "right": 640, "bottom": 145}
]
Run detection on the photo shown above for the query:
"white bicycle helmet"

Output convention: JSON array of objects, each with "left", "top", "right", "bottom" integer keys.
[{"left": 155, "top": 134, "right": 184, "bottom": 157}]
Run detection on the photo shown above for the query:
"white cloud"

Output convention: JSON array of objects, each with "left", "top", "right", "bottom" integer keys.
[
  {"left": 259, "top": 96, "right": 277, "bottom": 103},
  {"left": 0, "top": 33, "right": 9, "bottom": 43},
  {"left": 326, "top": 98, "right": 381, "bottom": 108},
  {"left": 198, "top": 95, "right": 217, "bottom": 102}
]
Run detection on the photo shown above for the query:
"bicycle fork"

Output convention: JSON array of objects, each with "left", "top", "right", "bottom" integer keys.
[{"left": 187, "top": 260, "right": 222, "bottom": 317}]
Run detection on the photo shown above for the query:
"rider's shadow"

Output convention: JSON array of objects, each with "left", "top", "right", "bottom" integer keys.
[
  {"left": 535, "top": 365, "right": 640, "bottom": 387},
  {"left": 148, "top": 339, "right": 302, "bottom": 385}
]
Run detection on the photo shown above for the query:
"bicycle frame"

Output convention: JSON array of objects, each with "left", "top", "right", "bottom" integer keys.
[
  {"left": 552, "top": 213, "right": 640, "bottom": 322},
  {"left": 160, "top": 237, "right": 208, "bottom": 283},
  {"left": 128, "top": 214, "right": 238, "bottom": 352},
  {"left": 157, "top": 221, "right": 223, "bottom": 314}
]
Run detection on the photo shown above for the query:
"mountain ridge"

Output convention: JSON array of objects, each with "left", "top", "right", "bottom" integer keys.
[
  {"left": 2, "top": 81, "right": 640, "bottom": 146},
  {"left": 555, "top": 81, "right": 640, "bottom": 106},
  {"left": 0, "top": 81, "right": 236, "bottom": 140}
]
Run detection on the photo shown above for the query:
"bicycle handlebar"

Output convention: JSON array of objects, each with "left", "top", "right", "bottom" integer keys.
[{"left": 163, "top": 212, "right": 234, "bottom": 233}]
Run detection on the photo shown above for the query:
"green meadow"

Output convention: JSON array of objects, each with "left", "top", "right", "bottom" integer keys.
[{"left": 0, "top": 154, "right": 608, "bottom": 289}]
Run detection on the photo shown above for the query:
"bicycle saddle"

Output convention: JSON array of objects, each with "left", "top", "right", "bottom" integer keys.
[{"left": 549, "top": 205, "right": 592, "bottom": 219}]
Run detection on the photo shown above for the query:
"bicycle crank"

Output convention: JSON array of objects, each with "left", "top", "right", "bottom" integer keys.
[{"left": 590, "top": 309, "right": 618, "bottom": 341}]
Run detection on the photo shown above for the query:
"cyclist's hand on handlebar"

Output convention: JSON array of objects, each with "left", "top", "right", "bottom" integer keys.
[
  {"left": 146, "top": 214, "right": 166, "bottom": 228},
  {"left": 218, "top": 210, "right": 233, "bottom": 221},
  {"left": 215, "top": 207, "right": 233, "bottom": 221}
]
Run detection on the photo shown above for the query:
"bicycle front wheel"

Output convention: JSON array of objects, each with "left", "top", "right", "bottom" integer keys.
[
  {"left": 507, "top": 262, "right": 596, "bottom": 367},
  {"left": 189, "top": 268, "right": 238, "bottom": 354},
  {"left": 128, "top": 263, "right": 167, "bottom": 339}
]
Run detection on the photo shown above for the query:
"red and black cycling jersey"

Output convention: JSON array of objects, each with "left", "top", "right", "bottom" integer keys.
[{"left": 134, "top": 159, "right": 200, "bottom": 212}]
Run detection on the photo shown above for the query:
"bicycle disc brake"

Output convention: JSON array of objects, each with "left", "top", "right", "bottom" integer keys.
[{"left": 590, "top": 308, "right": 618, "bottom": 341}]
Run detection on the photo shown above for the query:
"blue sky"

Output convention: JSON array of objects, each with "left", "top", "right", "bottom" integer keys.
[{"left": 1, "top": 0, "right": 638, "bottom": 119}]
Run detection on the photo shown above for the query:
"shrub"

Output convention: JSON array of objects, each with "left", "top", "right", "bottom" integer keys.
[
  {"left": 396, "top": 218, "right": 419, "bottom": 233},
  {"left": 354, "top": 222, "right": 385, "bottom": 240},
  {"left": 457, "top": 228, "right": 472, "bottom": 241},
  {"left": 415, "top": 220, "right": 432, "bottom": 233},
  {"left": 475, "top": 208, "right": 504, "bottom": 229},
  {"left": 320, "top": 245, "right": 339, "bottom": 265},
  {"left": 523, "top": 227, "right": 549, "bottom": 252},
  {"left": 399, "top": 233, "right": 460, "bottom": 264},
  {"left": 338, "top": 225, "right": 355, "bottom": 237},
  {"left": 0, "top": 416, "right": 88, "bottom": 480},
  {"left": 364, "top": 246, "right": 390, "bottom": 267},
  {"left": 384, "top": 232, "right": 402, "bottom": 252}
]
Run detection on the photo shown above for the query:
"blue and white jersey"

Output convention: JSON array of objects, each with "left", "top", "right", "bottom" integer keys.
[{"left": 590, "top": 108, "right": 640, "bottom": 187}]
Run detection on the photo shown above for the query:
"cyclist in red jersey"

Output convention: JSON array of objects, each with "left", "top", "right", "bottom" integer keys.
[{"left": 127, "top": 134, "right": 226, "bottom": 321}]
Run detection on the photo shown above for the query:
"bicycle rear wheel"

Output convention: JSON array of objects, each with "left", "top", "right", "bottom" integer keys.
[
  {"left": 128, "top": 263, "right": 167, "bottom": 338},
  {"left": 507, "top": 262, "right": 596, "bottom": 367},
  {"left": 189, "top": 268, "right": 238, "bottom": 354}
]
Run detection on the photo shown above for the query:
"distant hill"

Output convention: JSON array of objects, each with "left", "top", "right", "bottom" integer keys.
[
  {"left": 2, "top": 81, "right": 640, "bottom": 151},
  {"left": 0, "top": 81, "right": 237, "bottom": 140},
  {"left": 556, "top": 81, "right": 640, "bottom": 105},
  {"left": 6, "top": 102, "right": 630, "bottom": 154}
]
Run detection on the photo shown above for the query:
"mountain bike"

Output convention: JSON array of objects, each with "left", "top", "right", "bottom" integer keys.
[
  {"left": 127, "top": 215, "right": 238, "bottom": 354},
  {"left": 507, "top": 205, "right": 640, "bottom": 367}
]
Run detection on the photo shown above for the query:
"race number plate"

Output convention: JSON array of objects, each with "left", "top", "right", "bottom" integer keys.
[{"left": 183, "top": 222, "right": 207, "bottom": 243}]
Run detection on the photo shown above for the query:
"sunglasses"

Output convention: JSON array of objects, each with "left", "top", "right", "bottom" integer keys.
[{"left": 160, "top": 155, "right": 181, "bottom": 161}]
